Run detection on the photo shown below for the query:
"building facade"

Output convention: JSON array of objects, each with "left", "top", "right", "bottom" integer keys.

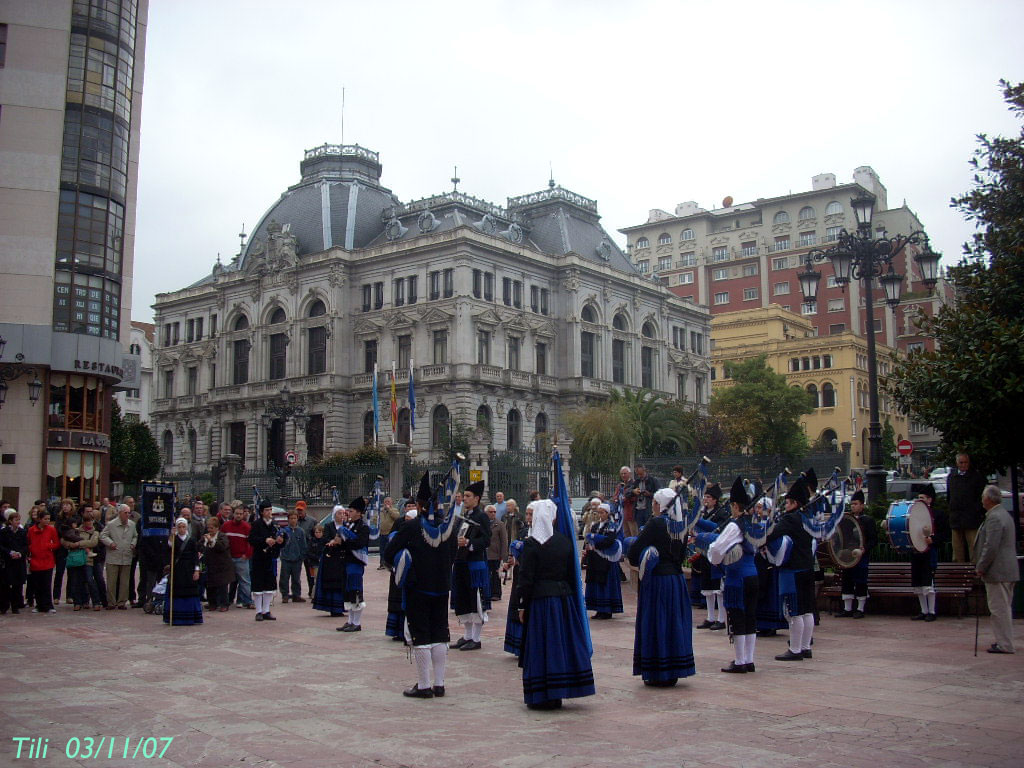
[
  {"left": 0, "top": 0, "right": 147, "bottom": 507},
  {"left": 150, "top": 144, "right": 711, "bottom": 473},
  {"left": 113, "top": 320, "right": 153, "bottom": 423},
  {"left": 711, "top": 306, "right": 908, "bottom": 471}
]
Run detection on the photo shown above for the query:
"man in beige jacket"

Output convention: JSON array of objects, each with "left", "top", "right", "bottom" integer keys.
[
  {"left": 99, "top": 504, "right": 137, "bottom": 609},
  {"left": 975, "top": 485, "right": 1020, "bottom": 654}
]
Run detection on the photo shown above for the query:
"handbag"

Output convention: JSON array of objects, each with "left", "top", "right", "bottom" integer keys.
[{"left": 65, "top": 547, "right": 88, "bottom": 567}]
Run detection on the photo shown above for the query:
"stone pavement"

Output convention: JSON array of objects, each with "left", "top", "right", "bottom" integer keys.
[{"left": 1, "top": 565, "right": 1022, "bottom": 768}]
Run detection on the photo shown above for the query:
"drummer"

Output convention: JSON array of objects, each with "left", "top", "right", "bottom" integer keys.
[
  {"left": 908, "top": 483, "right": 948, "bottom": 622},
  {"left": 837, "top": 490, "right": 878, "bottom": 619}
]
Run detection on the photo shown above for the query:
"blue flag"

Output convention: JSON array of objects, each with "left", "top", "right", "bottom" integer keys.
[{"left": 550, "top": 448, "right": 593, "bottom": 657}]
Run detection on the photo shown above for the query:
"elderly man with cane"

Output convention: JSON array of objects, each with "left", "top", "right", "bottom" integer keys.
[{"left": 975, "top": 485, "right": 1019, "bottom": 654}]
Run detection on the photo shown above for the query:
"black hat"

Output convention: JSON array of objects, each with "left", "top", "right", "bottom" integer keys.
[
  {"left": 416, "top": 472, "right": 432, "bottom": 504},
  {"left": 851, "top": 489, "right": 865, "bottom": 504},
  {"left": 705, "top": 483, "right": 722, "bottom": 501},
  {"left": 465, "top": 480, "right": 485, "bottom": 498},
  {"left": 911, "top": 483, "right": 936, "bottom": 500},
  {"left": 785, "top": 478, "right": 810, "bottom": 506},
  {"left": 801, "top": 467, "right": 818, "bottom": 492},
  {"left": 729, "top": 476, "right": 751, "bottom": 508},
  {"left": 348, "top": 496, "right": 367, "bottom": 514},
  {"left": 258, "top": 500, "right": 273, "bottom": 512}
]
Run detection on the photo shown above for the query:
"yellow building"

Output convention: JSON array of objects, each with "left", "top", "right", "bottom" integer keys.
[{"left": 710, "top": 306, "right": 907, "bottom": 470}]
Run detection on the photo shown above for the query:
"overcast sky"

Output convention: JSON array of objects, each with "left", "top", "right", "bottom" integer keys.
[{"left": 132, "top": 0, "right": 1023, "bottom": 323}]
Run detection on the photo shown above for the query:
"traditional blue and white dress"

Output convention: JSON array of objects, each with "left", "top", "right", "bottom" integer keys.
[
  {"left": 503, "top": 536, "right": 527, "bottom": 656},
  {"left": 163, "top": 525, "right": 203, "bottom": 626},
  {"left": 384, "top": 517, "right": 408, "bottom": 639},
  {"left": 626, "top": 488, "right": 697, "bottom": 686},
  {"left": 584, "top": 511, "right": 623, "bottom": 618},
  {"left": 516, "top": 500, "right": 595, "bottom": 709},
  {"left": 312, "top": 509, "right": 350, "bottom": 616},
  {"left": 336, "top": 511, "right": 370, "bottom": 630}
]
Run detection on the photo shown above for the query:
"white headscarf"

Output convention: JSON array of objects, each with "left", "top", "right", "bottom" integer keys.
[
  {"left": 530, "top": 499, "right": 557, "bottom": 544},
  {"left": 653, "top": 488, "right": 677, "bottom": 514},
  {"left": 174, "top": 517, "right": 189, "bottom": 540}
]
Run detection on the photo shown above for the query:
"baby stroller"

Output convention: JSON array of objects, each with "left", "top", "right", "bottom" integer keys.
[{"left": 143, "top": 575, "right": 169, "bottom": 614}]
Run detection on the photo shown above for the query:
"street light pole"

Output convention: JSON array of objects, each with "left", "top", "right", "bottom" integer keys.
[{"left": 797, "top": 193, "right": 941, "bottom": 503}]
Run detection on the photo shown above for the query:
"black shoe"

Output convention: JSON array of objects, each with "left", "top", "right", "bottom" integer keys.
[
  {"left": 340, "top": 623, "right": 361, "bottom": 632},
  {"left": 924, "top": 613, "right": 937, "bottom": 622},
  {"left": 774, "top": 650, "right": 804, "bottom": 661},
  {"left": 987, "top": 644, "right": 1014, "bottom": 654},
  {"left": 336, "top": 623, "right": 352, "bottom": 631},
  {"left": 292, "top": 597, "right": 306, "bottom": 603},
  {"left": 851, "top": 610, "right": 865, "bottom": 619},
  {"left": 263, "top": 613, "right": 277, "bottom": 621},
  {"left": 281, "top": 596, "right": 290, "bottom": 604},
  {"left": 432, "top": 685, "right": 445, "bottom": 697},
  {"left": 835, "top": 610, "right": 853, "bottom": 618},
  {"left": 801, "top": 649, "right": 812, "bottom": 659},
  {"left": 330, "top": 611, "right": 346, "bottom": 617},
  {"left": 527, "top": 699, "right": 562, "bottom": 710},
  {"left": 721, "top": 661, "right": 747, "bottom": 673},
  {"left": 450, "top": 637, "right": 469, "bottom": 649},
  {"left": 391, "top": 635, "right": 405, "bottom": 642},
  {"left": 744, "top": 663, "right": 756, "bottom": 673},
  {"left": 459, "top": 640, "right": 481, "bottom": 650},
  {"left": 403, "top": 685, "right": 434, "bottom": 698},
  {"left": 643, "top": 678, "right": 678, "bottom": 687},
  {"left": 255, "top": 613, "right": 264, "bottom": 622},
  {"left": 911, "top": 613, "right": 927, "bottom": 621},
  {"left": 756, "top": 629, "right": 777, "bottom": 637},
  {"left": 696, "top": 619, "right": 714, "bottom": 629},
  {"left": 709, "top": 621, "right": 726, "bottom": 631}
]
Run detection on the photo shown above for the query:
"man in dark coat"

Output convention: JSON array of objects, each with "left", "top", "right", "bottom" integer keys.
[
  {"left": 767, "top": 469, "right": 817, "bottom": 661},
  {"left": 450, "top": 480, "right": 491, "bottom": 651},
  {"left": 947, "top": 452, "right": 987, "bottom": 563}
]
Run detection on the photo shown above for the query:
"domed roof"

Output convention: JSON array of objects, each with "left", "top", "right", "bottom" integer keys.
[{"left": 240, "top": 144, "right": 400, "bottom": 265}]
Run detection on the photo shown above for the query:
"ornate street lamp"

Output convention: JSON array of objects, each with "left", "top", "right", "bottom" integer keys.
[
  {"left": 0, "top": 348, "right": 42, "bottom": 411},
  {"left": 261, "top": 384, "right": 307, "bottom": 469},
  {"left": 798, "top": 193, "right": 936, "bottom": 503}
]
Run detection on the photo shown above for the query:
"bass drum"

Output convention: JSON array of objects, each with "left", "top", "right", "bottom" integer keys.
[
  {"left": 827, "top": 514, "right": 865, "bottom": 569},
  {"left": 886, "top": 499, "right": 934, "bottom": 553}
]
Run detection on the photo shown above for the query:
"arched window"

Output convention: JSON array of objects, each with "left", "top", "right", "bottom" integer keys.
[
  {"left": 363, "top": 411, "right": 376, "bottom": 445},
  {"left": 162, "top": 430, "right": 174, "bottom": 465},
  {"left": 821, "top": 382, "right": 836, "bottom": 408},
  {"left": 613, "top": 313, "right": 628, "bottom": 331},
  {"left": 681, "top": 228, "right": 695, "bottom": 241},
  {"left": 534, "top": 412, "right": 549, "bottom": 452},
  {"left": 636, "top": 237, "right": 650, "bottom": 249},
  {"left": 641, "top": 321, "right": 656, "bottom": 339},
  {"left": 581, "top": 305, "right": 597, "bottom": 323},
  {"left": 308, "top": 299, "right": 326, "bottom": 318},
  {"left": 476, "top": 404, "right": 492, "bottom": 434},
  {"left": 233, "top": 314, "right": 249, "bottom": 331},
  {"left": 507, "top": 408, "right": 521, "bottom": 450},
  {"left": 773, "top": 211, "right": 790, "bottom": 225},
  {"left": 269, "top": 307, "right": 286, "bottom": 325},
  {"left": 825, "top": 201, "right": 843, "bottom": 215},
  {"left": 188, "top": 427, "right": 197, "bottom": 461},
  {"left": 129, "top": 343, "right": 141, "bottom": 355},
  {"left": 798, "top": 206, "right": 815, "bottom": 221},
  {"left": 432, "top": 404, "right": 450, "bottom": 448},
  {"left": 397, "top": 408, "right": 411, "bottom": 446},
  {"left": 658, "top": 233, "right": 672, "bottom": 245},
  {"left": 806, "top": 383, "right": 819, "bottom": 408},
  {"left": 821, "top": 428, "right": 839, "bottom": 449}
]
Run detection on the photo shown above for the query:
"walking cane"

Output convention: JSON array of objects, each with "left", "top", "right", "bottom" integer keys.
[{"left": 974, "top": 580, "right": 980, "bottom": 657}]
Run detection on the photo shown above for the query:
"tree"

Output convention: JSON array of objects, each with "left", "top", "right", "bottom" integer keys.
[
  {"left": 566, "top": 400, "right": 636, "bottom": 475},
  {"left": 889, "top": 80, "right": 1024, "bottom": 474},
  {"left": 881, "top": 419, "right": 897, "bottom": 470},
  {"left": 608, "top": 388, "right": 694, "bottom": 456},
  {"left": 109, "top": 400, "right": 162, "bottom": 484},
  {"left": 710, "top": 355, "right": 814, "bottom": 460}
]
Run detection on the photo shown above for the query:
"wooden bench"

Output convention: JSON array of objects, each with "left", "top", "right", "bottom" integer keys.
[{"left": 820, "top": 561, "right": 980, "bottom": 617}]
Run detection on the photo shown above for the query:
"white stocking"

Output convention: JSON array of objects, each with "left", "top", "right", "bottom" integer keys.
[
  {"left": 925, "top": 588, "right": 936, "bottom": 614},
  {"left": 430, "top": 642, "right": 447, "bottom": 687},
  {"left": 856, "top": 596, "right": 867, "bottom": 612},
  {"left": 801, "top": 613, "right": 814, "bottom": 651},
  {"left": 716, "top": 593, "right": 726, "bottom": 622},
  {"left": 462, "top": 622, "right": 473, "bottom": 641},
  {"left": 788, "top": 614, "right": 804, "bottom": 654},
  {"left": 413, "top": 646, "right": 432, "bottom": 689},
  {"left": 916, "top": 588, "right": 928, "bottom": 614},
  {"left": 349, "top": 607, "right": 363, "bottom": 627},
  {"left": 842, "top": 595, "right": 854, "bottom": 611},
  {"left": 254, "top": 592, "right": 268, "bottom": 613},
  {"left": 701, "top": 592, "right": 714, "bottom": 622},
  {"left": 733, "top": 633, "right": 746, "bottom": 663},
  {"left": 745, "top": 634, "right": 757, "bottom": 665},
  {"left": 470, "top": 621, "right": 482, "bottom": 642}
]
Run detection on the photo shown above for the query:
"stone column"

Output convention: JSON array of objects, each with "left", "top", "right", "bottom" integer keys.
[
  {"left": 223, "top": 454, "right": 241, "bottom": 503},
  {"left": 386, "top": 442, "right": 409, "bottom": 498}
]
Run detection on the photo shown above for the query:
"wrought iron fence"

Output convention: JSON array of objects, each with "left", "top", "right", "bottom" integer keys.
[
  {"left": 487, "top": 449, "right": 550, "bottom": 502},
  {"left": 159, "top": 471, "right": 217, "bottom": 503}
]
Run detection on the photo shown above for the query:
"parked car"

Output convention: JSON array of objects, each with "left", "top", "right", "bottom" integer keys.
[
  {"left": 928, "top": 467, "right": 950, "bottom": 494},
  {"left": 570, "top": 497, "right": 590, "bottom": 537}
]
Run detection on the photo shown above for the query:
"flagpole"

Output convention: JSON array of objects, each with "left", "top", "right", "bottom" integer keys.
[
  {"left": 390, "top": 361, "right": 397, "bottom": 445},
  {"left": 372, "top": 363, "right": 379, "bottom": 447}
]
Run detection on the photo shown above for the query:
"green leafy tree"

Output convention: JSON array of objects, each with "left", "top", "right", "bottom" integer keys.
[
  {"left": 109, "top": 400, "right": 162, "bottom": 484},
  {"left": 566, "top": 400, "right": 636, "bottom": 475},
  {"left": 608, "top": 388, "right": 694, "bottom": 456},
  {"left": 710, "top": 355, "right": 814, "bottom": 460},
  {"left": 889, "top": 80, "right": 1024, "bottom": 474},
  {"left": 881, "top": 419, "right": 897, "bottom": 470}
]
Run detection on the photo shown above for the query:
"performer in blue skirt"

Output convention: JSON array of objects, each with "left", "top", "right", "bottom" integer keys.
[
  {"left": 335, "top": 496, "right": 370, "bottom": 633},
  {"left": 627, "top": 488, "right": 696, "bottom": 687},
  {"left": 312, "top": 505, "right": 350, "bottom": 617},
  {"left": 516, "top": 499, "right": 595, "bottom": 710},
  {"left": 164, "top": 517, "right": 203, "bottom": 626},
  {"left": 583, "top": 502, "right": 623, "bottom": 620},
  {"left": 384, "top": 498, "right": 418, "bottom": 641}
]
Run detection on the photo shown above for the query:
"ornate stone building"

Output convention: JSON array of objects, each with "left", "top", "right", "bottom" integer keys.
[{"left": 151, "top": 143, "right": 711, "bottom": 472}]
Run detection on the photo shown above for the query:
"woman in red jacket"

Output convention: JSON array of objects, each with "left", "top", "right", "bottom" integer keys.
[{"left": 27, "top": 510, "right": 60, "bottom": 613}]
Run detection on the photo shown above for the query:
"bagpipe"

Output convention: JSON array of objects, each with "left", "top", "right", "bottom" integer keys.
[
  {"left": 796, "top": 467, "right": 848, "bottom": 542},
  {"left": 419, "top": 453, "right": 465, "bottom": 547},
  {"left": 366, "top": 476, "right": 384, "bottom": 542}
]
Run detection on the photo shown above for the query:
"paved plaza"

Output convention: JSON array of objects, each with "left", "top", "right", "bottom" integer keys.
[{"left": 1, "top": 565, "right": 1022, "bottom": 768}]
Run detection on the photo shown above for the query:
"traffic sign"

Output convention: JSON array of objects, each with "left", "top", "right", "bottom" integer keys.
[
  {"left": 897, "top": 439, "right": 914, "bottom": 456},
  {"left": 285, "top": 450, "right": 297, "bottom": 465}
]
